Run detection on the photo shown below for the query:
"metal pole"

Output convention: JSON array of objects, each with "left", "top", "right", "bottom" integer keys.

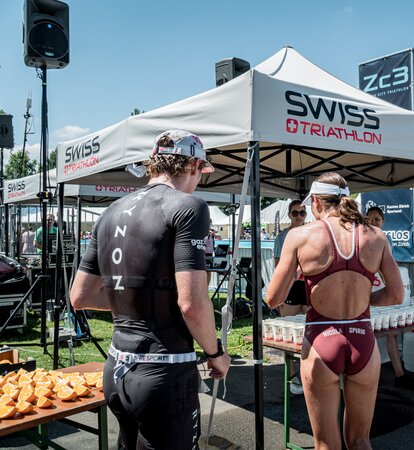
[
  {"left": 4, "top": 203, "right": 9, "bottom": 256},
  {"left": 53, "top": 183, "right": 65, "bottom": 369},
  {"left": 40, "top": 65, "right": 49, "bottom": 350},
  {"left": 250, "top": 141, "right": 264, "bottom": 449},
  {"left": 0, "top": 146, "right": 3, "bottom": 253},
  {"left": 76, "top": 195, "right": 82, "bottom": 268}
]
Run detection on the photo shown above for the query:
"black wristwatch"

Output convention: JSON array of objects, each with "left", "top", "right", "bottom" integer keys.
[{"left": 204, "top": 338, "right": 224, "bottom": 359}]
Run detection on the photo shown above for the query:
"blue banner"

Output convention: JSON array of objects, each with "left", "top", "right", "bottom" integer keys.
[{"left": 361, "top": 189, "right": 413, "bottom": 262}]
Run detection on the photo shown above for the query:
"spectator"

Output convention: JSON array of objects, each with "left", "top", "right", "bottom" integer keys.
[
  {"left": 22, "top": 226, "right": 36, "bottom": 254},
  {"left": 366, "top": 206, "right": 413, "bottom": 389}
]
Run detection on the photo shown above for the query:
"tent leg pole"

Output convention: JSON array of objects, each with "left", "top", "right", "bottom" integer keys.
[
  {"left": 250, "top": 141, "right": 264, "bottom": 450},
  {"left": 53, "top": 183, "right": 65, "bottom": 369}
]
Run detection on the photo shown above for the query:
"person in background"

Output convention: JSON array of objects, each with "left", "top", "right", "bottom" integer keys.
[
  {"left": 273, "top": 199, "right": 307, "bottom": 394},
  {"left": 70, "top": 129, "right": 230, "bottom": 450},
  {"left": 205, "top": 224, "right": 215, "bottom": 285},
  {"left": 366, "top": 206, "right": 413, "bottom": 389},
  {"left": 34, "top": 214, "right": 57, "bottom": 254},
  {"left": 267, "top": 172, "right": 403, "bottom": 450},
  {"left": 260, "top": 227, "right": 269, "bottom": 240},
  {"left": 22, "top": 226, "right": 36, "bottom": 254}
]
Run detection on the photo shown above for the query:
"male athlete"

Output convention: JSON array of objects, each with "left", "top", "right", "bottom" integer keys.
[{"left": 71, "top": 130, "right": 230, "bottom": 450}]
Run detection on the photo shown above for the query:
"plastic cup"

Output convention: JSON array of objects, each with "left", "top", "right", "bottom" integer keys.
[
  {"left": 282, "top": 325, "right": 293, "bottom": 343},
  {"left": 389, "top": 311, "right": 398, "bottom": 329},
  {"left": 271, "top": 322, "right": 283, "bottom": 341},
  {"left": 263, "top": 321, "right": 273, "bottom": 340},
  {"left": 292, "top": 325, "right": 304, "bottom": 345},
  {"left": 397, "top": 310, "right": 406, "bottom": 328},
  {"left": 374, "top": 314, "right": 383, "bottom": 331},
  {"left": 380, "top": 313, "right": 390, "bottom": 330},
  {"left": 370, "top": 315, "right": 376, "bottom": 330},
  {"left": 405, "top": 308, "right": 413, "bottom": 326}
]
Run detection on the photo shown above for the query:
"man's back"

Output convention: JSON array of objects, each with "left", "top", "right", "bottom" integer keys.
[{"left": 81, "top": 183, "right": 210, "bottom": 353}]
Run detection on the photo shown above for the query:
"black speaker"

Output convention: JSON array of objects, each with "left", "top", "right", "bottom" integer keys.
[
  {"left": 23, "top": 0, "right": 69, "bottom": 69},
  {"left": 215, "top": 57, "right": 250, "bottom": 87},
  {"left": 0, "top": 115, "right": 14, "bottom": 148}
]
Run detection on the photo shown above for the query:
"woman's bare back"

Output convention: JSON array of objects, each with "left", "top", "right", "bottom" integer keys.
[{"left": 297, "top": 218, "right": 386, "bottom": 319}]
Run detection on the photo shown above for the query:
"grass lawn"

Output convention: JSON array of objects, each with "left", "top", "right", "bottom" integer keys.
[{"left": 0, "top": 296, "right": 267, "bottom": 371}]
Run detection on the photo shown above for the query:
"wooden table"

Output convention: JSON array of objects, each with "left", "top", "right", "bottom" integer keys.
[
  {"left": 0, "top": 362, "right": 107, "bottom": 450},
  {"left": 246, "top": 324, "right": 414, "bottom": 450}
]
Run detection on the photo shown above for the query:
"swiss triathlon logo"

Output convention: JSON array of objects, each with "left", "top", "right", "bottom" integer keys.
[{"left": 284, "top": 90, "right": 382, "bottom": 145}]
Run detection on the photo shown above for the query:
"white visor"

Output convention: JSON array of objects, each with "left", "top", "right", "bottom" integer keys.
[{"left": 301, "top": 181, "right": 350, "bottom": 206}]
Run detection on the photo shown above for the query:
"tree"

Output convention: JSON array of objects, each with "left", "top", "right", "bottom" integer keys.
[
  {"left": 131, "top": 108, "right": 144, "bottom": 116},
  {"left": 4, "top": 150, "right": 38, "bottom": 179},
  {"left": 48, "top": 149, "right": 57, "bottom": 169}
]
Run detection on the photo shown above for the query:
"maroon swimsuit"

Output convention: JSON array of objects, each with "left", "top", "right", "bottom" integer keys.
[{"left": 304, "top": 220, "right": 377, "bottom": 375}]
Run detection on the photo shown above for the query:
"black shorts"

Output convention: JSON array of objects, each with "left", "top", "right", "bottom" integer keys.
[
  {"left": 104, "top": 355, "right": 200, "bottom": 450},
  {"left": 284, "top": 280, "right": 307, "bottom": 306}
]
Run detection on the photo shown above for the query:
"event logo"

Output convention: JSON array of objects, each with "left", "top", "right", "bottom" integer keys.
[
  {"left": 64, "top": 135, "right": 100, "bottom": 163},
  {"left": 64, "top": 135, "right": 100, "bottom": 175},
  {"left": 285, "top": 90, "right": 382, "bottom": 145},
  {"left": 285, "top": 91, "right": 380, "bottom": 129},
  {"left": 362, "top": 66, "right": 409, "bottom": 94},
  {"left": 7, "top": 180, "right": 25, "bottom": 193},
  {"left": 191, "top": 236, "right": 208, "bottom": 250}
]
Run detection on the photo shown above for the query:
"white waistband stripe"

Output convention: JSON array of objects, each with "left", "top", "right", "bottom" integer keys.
[{"left": 305, "top": 318, "right": 371, "bottom": 326}]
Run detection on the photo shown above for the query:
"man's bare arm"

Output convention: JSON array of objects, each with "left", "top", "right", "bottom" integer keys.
[
  {"left": 176, "top": 270, "right": 230, "bottom": 379},
  {"left": 70, "top": 270, "right": 110, "bottom": 311}
]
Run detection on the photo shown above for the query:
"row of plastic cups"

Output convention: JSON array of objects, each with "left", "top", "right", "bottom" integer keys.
[
  {"left": 263, "top": 317, "right": 305, "bottom": 345},
  {"left": 370, "top": 306, "right": 414, "bottom": 332}
]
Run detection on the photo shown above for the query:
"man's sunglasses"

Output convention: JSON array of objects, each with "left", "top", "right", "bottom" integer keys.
[{"left": 290, "top": 210, "right": 307, "bottom": 217}]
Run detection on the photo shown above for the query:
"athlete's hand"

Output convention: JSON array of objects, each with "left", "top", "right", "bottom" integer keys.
[{"left": 207, "top": 352, "right": 231, "bottom": 379}]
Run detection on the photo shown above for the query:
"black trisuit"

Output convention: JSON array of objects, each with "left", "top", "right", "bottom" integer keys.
[{"left": 79, "top": 184, "right": 210, "bottom": 450}]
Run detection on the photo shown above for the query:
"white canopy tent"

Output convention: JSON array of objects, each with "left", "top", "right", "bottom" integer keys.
[
  {"left": 3, "top": 169, "right": 139, "bottom": 205},
  {"left": 57, "top": 46, "right": 414, "bottom": 195}
]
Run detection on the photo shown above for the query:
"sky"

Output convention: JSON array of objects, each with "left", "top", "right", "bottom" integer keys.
[{"left": 1, "top": 0, "right": 414, "bottom": 165}]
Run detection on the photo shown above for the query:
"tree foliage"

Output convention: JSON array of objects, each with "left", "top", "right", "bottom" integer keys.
[
  {"left": 4, "top": 150, "right": 38, "bottom": 179},
  {"left": 48, "top": 149, "right": 57, "bottom": 169}
]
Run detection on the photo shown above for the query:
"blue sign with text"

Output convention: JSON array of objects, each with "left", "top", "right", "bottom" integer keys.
[{"left": 361, "top": 189, "right": 413, "bottom": 262}]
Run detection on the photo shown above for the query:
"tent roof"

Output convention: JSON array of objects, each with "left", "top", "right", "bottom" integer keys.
[
  {"left": 208, "top": 205, "right": 230, "bottom": 226},
  {"left": 56, "top": 47, "right": 414, "bottom": 195}
]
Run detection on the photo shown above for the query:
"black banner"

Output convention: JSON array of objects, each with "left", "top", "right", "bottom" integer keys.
[{"left": 359, "top": 50, "right": 412, "bottom": 110}]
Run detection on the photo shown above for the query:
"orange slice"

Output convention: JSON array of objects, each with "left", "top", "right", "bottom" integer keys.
[
  {"left": 74, "top": 384, "right": 91, "bottom": 398},
  {"left": 18, "top": 390, "right": 37, "bottom": 404},
  {"left": 69, "top": 376, "right": 87, "bottom": 388},
  {"left": 35, "top": 386, "right": 52, "bottom": 398},
  {"left": 0, "top": 359, "right": 11, "bottom": 364},
  {"left": 57, "top": 385, "right": 77, "bottom": 401},
  {"left": 16, "top": 401, "right": 34, "bottom": 414},
  {"left": 0, "top": 405, "right": 17, "bottom": 419},
  {"left": 0, "top": 395, "right": 16, "bottom": 406},
  {"left": 96, "top": 378, "right": 103, "bottom": 391},
  {"left": 33, "top": 373, "right": 49, "bottom": 382},
  {"left": 36, "top": 379, "right": 54, "bottom": 390},
  {"left": 84, "top": 373, "right": 101, "bottom": 387},
  {"left": 37, "top": 396, "right": 53, "bottom": 408},
  {"left": 18, "top": 378, "right": 35, "bottom": 389},
  {"left": 2, "top": 383, "right": 19, "bottom": 396}
]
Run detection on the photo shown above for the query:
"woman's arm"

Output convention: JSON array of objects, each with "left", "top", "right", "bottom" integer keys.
[{"left": 370, "top": 236, "right": 404, "bottom": 306}]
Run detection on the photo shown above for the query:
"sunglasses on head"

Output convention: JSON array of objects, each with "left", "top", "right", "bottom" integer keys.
[{"left": 290, "top": 210, "right": 307, "bottom": 217}]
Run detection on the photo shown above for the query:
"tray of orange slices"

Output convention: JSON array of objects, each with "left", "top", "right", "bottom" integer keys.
[{"left": 0, "top": 367, "right": 103, "bottom": 421}]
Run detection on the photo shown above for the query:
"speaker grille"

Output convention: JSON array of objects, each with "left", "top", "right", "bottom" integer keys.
[{"left": 28, "top": 20, "right": 68, "bottom": 59}]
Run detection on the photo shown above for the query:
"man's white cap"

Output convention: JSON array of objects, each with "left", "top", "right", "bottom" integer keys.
[
  {"left": 152, "top": 129, "right": 214, "bottom": 174},
  {"left": 301, "top": 181, "right": 350, "bottom": 206}
]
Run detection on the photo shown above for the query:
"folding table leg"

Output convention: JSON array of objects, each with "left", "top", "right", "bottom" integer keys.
[{"left": 98, "top": 405, "right": 108, "bottom": 450}]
